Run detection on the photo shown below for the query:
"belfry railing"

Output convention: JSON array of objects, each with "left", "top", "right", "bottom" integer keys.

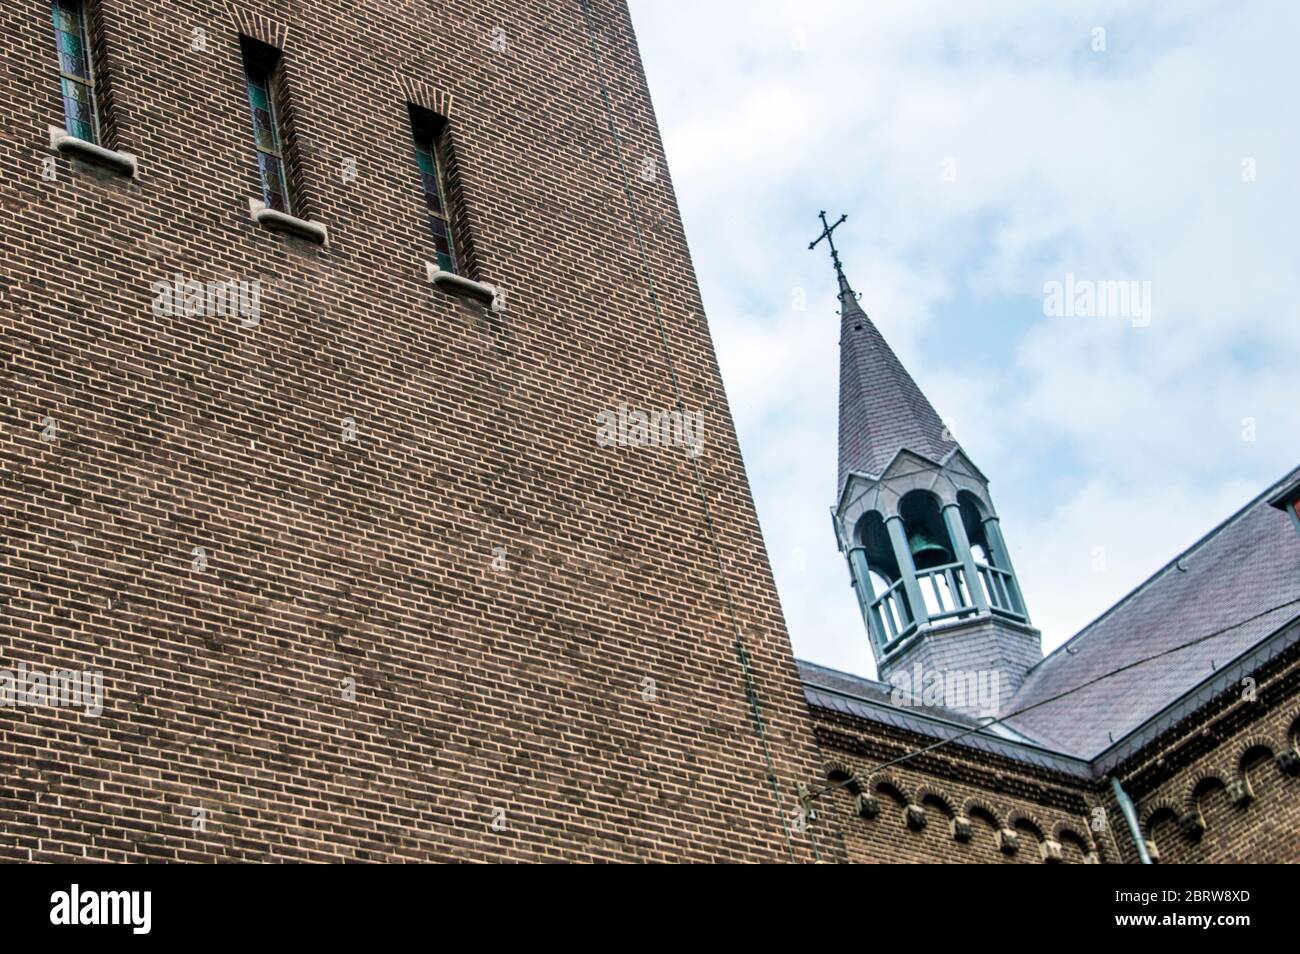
[
  {"left": 868, "top": 576, "right": 915, "bottom": 649},
  {"left": 915, "top": 561, "right": 977, "bottom": 623},
  {"left": 870, "top": 559, "right": 1028, "bottom": 653},
  {"left": 974, "top": 561, "right": 1027, "bottom": 619}
]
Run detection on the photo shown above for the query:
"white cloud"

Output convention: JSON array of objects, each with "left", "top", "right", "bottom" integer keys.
[{"left": 630, "top": 0, "right": 1300, "bottom": 676}]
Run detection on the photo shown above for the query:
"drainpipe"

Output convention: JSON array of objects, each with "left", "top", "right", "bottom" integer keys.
[{"left": 1109, "top": 776, "right": 1152, "bottom": 864}]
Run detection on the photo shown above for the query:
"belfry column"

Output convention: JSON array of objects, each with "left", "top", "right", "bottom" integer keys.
[
  {"left": 982, "top": 515, "right": 1028, "bottom": 618},
  {"left": 943, "top": 502, "right": 990, "bottom": 614},
  {"left": 885, "top": 513, "right": 929, "bottom": 631}
]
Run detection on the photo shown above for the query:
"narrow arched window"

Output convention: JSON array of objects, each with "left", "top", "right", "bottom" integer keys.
[
  {"left": 409, "top": 105, "right": 460, "bottom": 275},
  {"left": 241, "top": 36, "right": 294, "bottom": 214},
  {"left": 899, "top": 491, "right": 955, "bottom": 571},
  {"left": 857, "top": 511, "right": 899, "bottom": 595},
  {"left": 854, "top": 510, "right": 912, "bottom": 647},
  {"left": 51, "top": 0, "right": 99, "bottom": 144}
]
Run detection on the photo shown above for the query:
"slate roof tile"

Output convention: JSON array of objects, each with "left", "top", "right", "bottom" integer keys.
[{"left": 836, "top": 278, "right": 957, "bottom": 490}]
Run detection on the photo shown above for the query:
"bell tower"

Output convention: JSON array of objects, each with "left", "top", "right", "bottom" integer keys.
[{"left": 811, "top": 212, "right": 1041, "bottom": 717}]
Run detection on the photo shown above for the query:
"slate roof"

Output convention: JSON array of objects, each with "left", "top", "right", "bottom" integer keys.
[
  {"left": 799, "top": 660, "right": 1004, "bottom": 732},
  {"left": 798, "top": 660, "right": 1093, "bottom": 778},
  {"left": 836, "top": 272, "right": 957, "bottom": 491},
  {"left": 1004, "top": 464, "right": 1300, "bottom": 759}
]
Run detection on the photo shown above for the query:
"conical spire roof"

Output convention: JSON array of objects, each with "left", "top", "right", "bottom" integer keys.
[{"left": 835, "top": 265, "right": 958, "bottom": 492}]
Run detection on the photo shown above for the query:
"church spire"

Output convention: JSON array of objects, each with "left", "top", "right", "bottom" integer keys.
[
  {"left": 808, "top": 211, "right": 957, "bottom": 493},
  {"left": 814, "top": 211, "right": 1038, "bottom": 709}
]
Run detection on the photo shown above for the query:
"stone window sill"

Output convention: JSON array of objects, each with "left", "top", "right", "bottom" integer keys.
[
  {"left": 425, "top": 263, "right": 503, "bottom": 312},
  {"left": 248, "top": 199, "right": 328, "bottom": 245},
  {"left": 49, "top": 126, "right": 137, "bottom": 178}
]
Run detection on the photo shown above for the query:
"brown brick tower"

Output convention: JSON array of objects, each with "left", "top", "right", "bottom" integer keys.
[{"left": 0, "top": 0, "right": 834, "bottom": 862}]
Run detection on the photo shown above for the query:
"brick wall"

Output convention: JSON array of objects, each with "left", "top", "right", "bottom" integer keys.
[
  {"left": 811, "top": 638, "right": 1300, "bottom": 864},
  {"left": 807, "top": 708, "right": 1107, "bottom": 864},
  {"left": 0, "top": 0, "right": 835, "bottom": 862},
  {"left": 1107, "top": 640, "right": 1300, "bottom": 864}
]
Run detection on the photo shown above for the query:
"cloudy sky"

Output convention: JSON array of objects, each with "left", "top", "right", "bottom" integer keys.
[{"left": 626, "top": 0, "right": 1300, "bottom": 678}]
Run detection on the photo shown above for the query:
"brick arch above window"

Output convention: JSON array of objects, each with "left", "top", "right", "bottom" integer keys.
[
  {"left": 1185, "top": 768, "right": 1229, "bottom": 813},
  {"left": 1007, "top": 810, "right": 1047, "bottom": 844},
  {"left": 867, "top": 774, "right": 910, "bottom": 807},
  {"left": 915, "top": 786, "right": 955, "bottom": 819},
  {"left": 1053, "top": 823, "right": 1095, "bottom": 853},
  {"left": 395, "top": 74, "right": 456, "bottom": 121},
  {"left": 223, "top": 2, "right": 289, "bottom": 49},
  {"left": 1236, "top": 735, "right": 1277, "bottom": 774},
  {"left": 1141, "top": 800, "right": 1179, "bottom": 836},
  {"left": 822, "top": 761, "right": 861, "bottom": 795},
  {"left": 960, "top": 798, "right": 1002, "bottom": 830}
]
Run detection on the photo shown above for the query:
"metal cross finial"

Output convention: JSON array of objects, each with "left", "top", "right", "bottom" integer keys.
[{"left": 809, "top": 210, "right": 848, "bottom": 280}]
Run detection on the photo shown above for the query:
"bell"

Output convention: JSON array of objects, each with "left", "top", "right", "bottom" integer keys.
[{"left": 908, "top": 530, "right": 951, "bottom": 569}]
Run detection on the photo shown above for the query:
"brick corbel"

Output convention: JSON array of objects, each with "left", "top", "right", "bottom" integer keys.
[
  {"left": 854, "top": 792, "right": 880, "bottom": 819},
  {"left": 1178, "top": 809, "right": 1206, "bottom": 840},
  {"left": 1275, "top": 749, "right": 1300, "bottom": 776}
]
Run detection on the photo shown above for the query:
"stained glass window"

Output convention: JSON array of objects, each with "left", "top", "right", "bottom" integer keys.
[
  {"left": 411, "top": 112, "right": 457, "bottom": 274},
  {"left": 241, "top": 41, "right": 291, "bottom": 214},
  {"left": 51, "top": 0, "right": 98, "bottom": 144}
]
